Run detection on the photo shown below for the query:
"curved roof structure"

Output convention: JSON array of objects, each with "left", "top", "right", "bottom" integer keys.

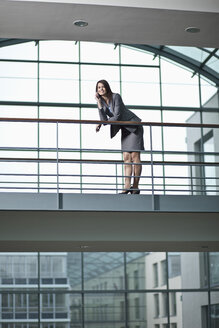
[
  {"left": 130, "top": 44, "right": 219, "bottom": 86},
  {"left": 0, "top": 38, "right": 218, "bottom": 86}
]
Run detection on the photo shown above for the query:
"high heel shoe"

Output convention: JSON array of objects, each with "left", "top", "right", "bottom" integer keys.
[
  {"left": 130, "top": 186, "right": 140, "bottom": 194},
  {"left": 119, "top": 188, "right": 132, "bottom": 194}
]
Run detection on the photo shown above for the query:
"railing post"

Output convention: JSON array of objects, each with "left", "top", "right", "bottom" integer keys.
[
  {"left": 115, "top": 163, "right": 118, "bottom": 194},
  {"left": 150, "top": 125, "right": 155, "bottom": 210},
  {"left": 190, "top": 165, "right": 194, "bottom": 195},
  {"left": 56, "top": 121, "right": 60, "bottom": 209}
]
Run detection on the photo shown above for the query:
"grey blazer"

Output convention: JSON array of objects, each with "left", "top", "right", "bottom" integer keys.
[{"left": 98, "top": 93, "right": 141, "bottom": 138}]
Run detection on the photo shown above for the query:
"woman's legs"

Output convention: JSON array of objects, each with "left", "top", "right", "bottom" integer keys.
[
  {"left": 122, "top": 151, "right": 142, "bottom": 191},
  {"left": 123, "top": 152, "right": 132, "bottom": 190},
  {"left": 131, "top": 151, "right": 142, "bottom": 190}
]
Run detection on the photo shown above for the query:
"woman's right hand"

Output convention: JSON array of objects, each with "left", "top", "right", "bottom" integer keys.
[{"left": 96, "top": 124, "right": 101, "bottom": 132}]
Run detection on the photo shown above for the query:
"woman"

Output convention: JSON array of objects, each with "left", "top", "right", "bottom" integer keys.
[{"left": 95, "top": 79, "right": 144, "bottom": 194}]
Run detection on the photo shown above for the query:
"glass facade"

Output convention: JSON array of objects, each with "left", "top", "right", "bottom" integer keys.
[
  {"left": 0, "top": 41, "right": 219, "bottom": 327},
  {"left": 0, "top": 41, "right": 218, "bottom": 195},
  {"left": 0, "top": 252, "right": 219, "bottom": 327}
]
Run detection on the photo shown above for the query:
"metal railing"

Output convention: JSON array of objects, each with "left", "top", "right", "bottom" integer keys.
[{"left": 0, "top": 118, "right": 219, "bottom": 206}]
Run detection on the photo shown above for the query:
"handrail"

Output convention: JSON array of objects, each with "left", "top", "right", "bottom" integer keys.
[
  {"left": 0, "top": 146, "right": 219, "bottom": 156},
  {"left": 0, "top": 117, "right": 219, "bottom": 128},
  {"left": 0, "top": 157, "right": 218, "bottom": 166}
]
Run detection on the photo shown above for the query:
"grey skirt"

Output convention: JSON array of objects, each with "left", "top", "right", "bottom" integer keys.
[{"left": 121, "top": 126, "right": 144, "bottom": 152}]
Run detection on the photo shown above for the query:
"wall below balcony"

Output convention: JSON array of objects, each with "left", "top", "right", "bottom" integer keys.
[{"left": 0, "top": 193, "right": 218, "bottom": 252}]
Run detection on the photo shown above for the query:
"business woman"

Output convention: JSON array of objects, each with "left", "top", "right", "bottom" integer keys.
[{"left": 95, "top": 80, "right": 144, "bottom": 194}]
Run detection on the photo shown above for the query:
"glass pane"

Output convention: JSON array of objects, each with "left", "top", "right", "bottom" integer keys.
[
  {"left": 65, "top": 253, "right": 82, "bottom": 290},
  {"left": 84, "top": 253, "right": 124, "bottom": 290},
  {"left": 40, "top": 293, "right": 82, "bottom": 326},
  {"left": 39, "top": 63, "right": 79, "bottom": 103},
  {"left": 69, "top": 294, "right": 82, "bottom": 327},
  {"left": 204, "top": 135, "right": 217, "bottom": 195},
  {"left": 39, "top": 106, "right": 80, "bottom": 120},
  {"left": 80, "top": 65, "right": 120, "bottom": 103},
  {"left": 84, "top": 293, "right": 125, "bottom": 327},
  {"left": 171, "top": 292, "right": 209, "bottom": 328},
  {"left": 126, "top": 252, "right": 146, "bottom": 290},
  {"left": 0, "top": 114, "right": 38, "bottom": 192},
  {"left": 163, "top": 165, "right": 190, "bottom": 195},
  {"left": 0, "top": 161, "right": 38, "bottom": 193},
  {"left": 0, "top": 122, "right": 38, "bottom": 148},
  {"left": 121, "top": 67, "right": 160, "bottom": 106},
  {"left": 202, "top": 112, "right": 219, "bottom": 124},
  {"left": 81, "top": 163, "right": 117, "bottom": 194},
  {"left": 153, "top": 165, "right": 165, "bottom": 195},
  {"left": 127, "top": 292, "right": 147, "bottom": 326},
  {"left": 138, "top": 109, "right": 161, "bottom": 123},
  {"left": 201, "top": 77, "right": 218, "bottom": 107},
  {"left": 39, "top": 121, "right": 80, "bottom": 151},
  {"left": 0, "top": 253, "right": 38, "bottom": 286},
  {"left": 40, "top": 253, "right": 69, "bottom": 288},
  {"left": 210, "top": 252, "right": 219, "bottom": 288},
  {"left": 207, "top": 52, "right": 219, "bottom": 73},
  {"left": 0, "top": 62, "right": 37, "bottom": 101},
  {"left": 163, "top": 127, "right": 190, "bottom": 193},
  {"left": 167, "top": 46, "right": 209, "bottom": 63},
  {"left": 58, "top": 162, "right": 81, "bottom": 194},
  {"left": 39, "top": 122, "right": 57, "bottom": 149},
  {"left": 168, "top": 252, "right": 208, "bottom": 289},
  {"left": 80, "top": 107, "right": 106, "bottom": 148},
  {"left": 0, "top": 105, "right": 37, "bottom": 118},
  {"left": 59, "top": 122, "right": 81, "bottom": 149},
  {"left": 145, "top": 253, "right": 167, "bottom": 289},
  {"left": 168, "top": 253, "right": 181, "bottom": 285},
  {"left": 163, "top": 110, "right": 195, "bottom": 123},
  {"left": 163, "top": 126, "right": 187, "bottom": 152},
  {"left": 1, "top": 293, "right": 38, "bottom": 321},
  {"left": 121, "top": 45, "right": 159, "bottom": 65},
  {"left": 38, "top": 162, "right": 57, "bottom": 193},
  {"left": 211, "top": 292, "right": 219, "bottom": 328},
  {"left": 0, "top": 41, "right": 37, "bottom": 60},
  {"left": 146, "top": 292, "right": 168, "bottom": 326},
  {"left": 39, "top": 163, "right": 81, "bottom": 193},
  {"left": 161, "top": 59, "right": 199, "bottom": 107},
  {"left": 149, "top": 126, "right": 162, "bottom": 152},
  {"left": 80, "top": 42, "right": 119, "bottom": 64},
  {"left": 186, "top": 120, "right": 203, "bottom": 195},
  {"left": 39, "top": 40, "right": 79, "bottom": 62},
  {"left": 81, "top": 107, "right": 121, "bottom": 155}
]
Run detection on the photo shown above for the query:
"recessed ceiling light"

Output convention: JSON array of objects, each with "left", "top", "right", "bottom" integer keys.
[
  {"left": 185, "top": 27, "right": 200, "bottom": 33},
  {"left": 73, "top": 20, "right": 88, "bottom": 27}
]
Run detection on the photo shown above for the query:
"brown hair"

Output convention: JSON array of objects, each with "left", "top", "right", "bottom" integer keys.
[{"left": 96, "top": 80, "right": 113, "bottom": 98}]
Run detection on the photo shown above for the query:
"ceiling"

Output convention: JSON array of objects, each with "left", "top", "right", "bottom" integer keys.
[
  {"left": 1, "top": 209, "right": 219, "bottom": 252},
  {"left": 0, "top": 0, "right": 219, "bottom": 47}
]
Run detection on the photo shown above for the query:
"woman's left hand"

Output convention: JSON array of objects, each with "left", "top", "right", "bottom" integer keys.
[{"left": 95, "top": 92, "right": 101, "bottom": 102}]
